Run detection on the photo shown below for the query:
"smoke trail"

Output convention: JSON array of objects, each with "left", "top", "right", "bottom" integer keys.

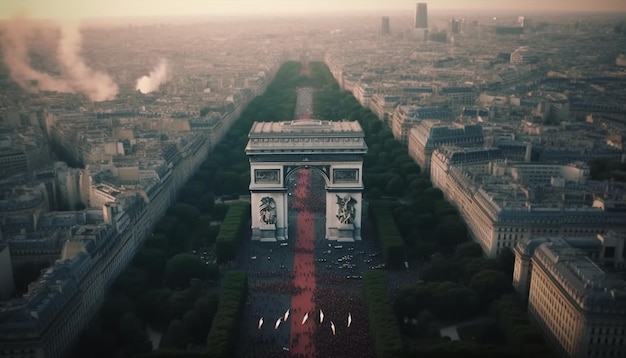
[
  {"left": 0, "top": 17, "right": 73, "bottom": 93},
  {"left": 135, "top": 60, "right": 169, "bottom": 94},
  {"left": 57, "top": 20, "right": 118, "bottom": 101},
  {"left": 0, "top": 16, "right": 118, "bottom": 101}
]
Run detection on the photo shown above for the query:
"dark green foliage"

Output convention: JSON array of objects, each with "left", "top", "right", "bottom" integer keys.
[
  {"left": 368, "top": 201, "right": 406, "bottom": 268},
  {"left": 160, "top": 319, "right": 186, "bottom": 350},
  {"left": 455, "top": 242, "right": 484, "bottom": 259},
  {"left": 170, "top": 203, "right": 201, "bottom": 226},
  {"left": 144, "top": 233, "right": 169, "bottom": 252},
  {"left": 192, "top": 294, "right": 219, "bottom": 342},
  {"left": 206, "top": 271, "right": 248, "bottom": 358},
  {"left": 214, "top": 201, "right": 250, "bottom": 263},
  {"left": 308, "top": 62, "right": 477, "bottom": 258},
  {"left": 75, "top": 61, "right": 309, "bottom": 357},
  {"left": 133, "top": 248, "right": 167, "bottom": 285},
  {"left": 112, "top": 267, "right": 149, "bottom": 299},
  {"left": 496, "top": 248, "right": 516, "bottom": 279},
  {"left": 421, "top": 257, "right": 463, "bottom": 282},
  {"left": 100, "top": 292, "right": 135, "bottom": 330},
  {"left": 363, "top": 272, "right": 404, "bottom": 358},
  {"left": 199, "top": 61, "right": 303, "bottom": 197},
  {"left": 118, "top": 312, "right": 152, "bottom": 354},
  {"left": 211, "top": 203, "right": 230, "bottom": 221},
  {"left": 491, "top": 298, "right": 555, "bottom": 357},
  {"left": 165, "top": 254, "right": 209, "bottom": 289},
  {"left": 433, "top": 215, "right": 467, "bottom": 246},
  {"left": 462, "top": 258, "right": 497, "bottom": 282},
  {"left": 469, "top": 270, "right": 513, "bottom": 307},
  {"left": 394, "top": 282, "right": 480, "bottom": 321}
]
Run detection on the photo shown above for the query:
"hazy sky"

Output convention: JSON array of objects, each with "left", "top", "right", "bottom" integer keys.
[{"left": 1, "top": 0, "right": 625, "bottom": 20}]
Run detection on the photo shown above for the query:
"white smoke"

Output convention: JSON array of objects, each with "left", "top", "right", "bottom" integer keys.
[
  {"left": 0, "top": 18, "right": 118, "bottom": 101},
  {"left": 0, "top": 17, "right": 73, "bottom": 93},
  {"left": 0, "top": 16, "right": 118, "bottom": 101},
  {"left": 135, "top": 60, "right": 169, "bottom": 94},
  {"left": 56, "top": 20, "right": 119, "bottom": 101}
]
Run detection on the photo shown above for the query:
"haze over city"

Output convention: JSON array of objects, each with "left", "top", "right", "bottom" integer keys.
[
  {"left": 2, "top": 0, "right": 626, "bottom": 20},
  {"left": 0, "top": 1, "right": 625, "bottom": 358}
]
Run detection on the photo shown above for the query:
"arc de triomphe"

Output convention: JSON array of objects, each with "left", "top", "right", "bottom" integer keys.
[{"left": 246, "top": 119, "right": 367, "bottom": 242}]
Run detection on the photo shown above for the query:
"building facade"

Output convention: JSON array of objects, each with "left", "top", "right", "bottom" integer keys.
[
  {"left": 0, "top": 134, "right": 212, "bottom": 358},
  {"left": 415, "top": 2, "right": 428, "bottom": 29},
  {"left": 408, "top": 121, "right": 483, "bottom": 169},
  {"left": 430, "top": 146, "right": 626, "bottom": 257},
  {"left": 381, "top": 16, "right": 390, "bottom": 35},
  {"left": 513, "top": 237, "right": 626, "bottom": 358}
]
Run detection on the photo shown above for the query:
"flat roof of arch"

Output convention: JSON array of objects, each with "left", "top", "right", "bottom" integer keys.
[{"left": 248, "top": 120, "right": 363, "bottom": 136}]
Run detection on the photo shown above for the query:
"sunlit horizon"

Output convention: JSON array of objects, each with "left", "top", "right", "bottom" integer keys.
[{"left": 2, "top": 0, "right": 626, "bottom": 21}]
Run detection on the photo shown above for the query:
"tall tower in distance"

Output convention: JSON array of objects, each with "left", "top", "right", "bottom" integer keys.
[
  {"left": 381, "top": 16, "right": 390, "bottom": 35},
  {"left": 415, "top": 2, "right": 428, "bottom": 29}
]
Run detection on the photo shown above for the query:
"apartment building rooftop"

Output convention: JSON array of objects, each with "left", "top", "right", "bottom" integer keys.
[{"left": 534, "top": 238, "right": 626, "bottom": 313}]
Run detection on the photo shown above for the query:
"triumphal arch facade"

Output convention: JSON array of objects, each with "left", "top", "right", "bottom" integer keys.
[{"left": 246, "top": 120, "right": 367, "bottom": 242}]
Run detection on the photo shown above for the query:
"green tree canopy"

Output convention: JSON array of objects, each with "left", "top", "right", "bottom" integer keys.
[
  {"left": 165, "top": 254, "right": 208, "bottom": 289},
  {"left": 469, "top": 269, "right": 513, "bottom": 306},
  {"left": 455, "top": 242, "right": 484, "bottom": 259},
  {"left": 160, "top": 319, "right": 186, "bottom": 350}
]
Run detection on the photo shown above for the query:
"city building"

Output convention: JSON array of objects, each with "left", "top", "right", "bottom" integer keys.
[
  {"left": 510, "top": 46, "right": 538, "bottom": 65},
  {"left": 394, "top": 106, "right": 454, "bottom": 147},
  {"left": 431, "top": 146, "right": 626, "bottom": 257},
  {"left": 0, "top": 129, "right": 50, "bottom": 180},
  {"left": 449, "top": 19, "right": 461, "bottom": 34},
  {"left": 0, "top": 133, "right": 211, "bottom": 357},
  {"left": 439, "top": 86, "right": 478, "bottom": 107},
  {"left": 408, "top": 121, "right": 483, "bottom": 168},
  {"left": 369, "top": 94, "right": 400, "bottom": 124},
  {"left": 354, "top": 83, "right": 375, "bottom": 107},
  {"left": 381, "top": 16, "right": 390, "bottom": 36},
  {"left": 415, "top": 2, "right": 428, "bottom": 29},
  {"left": 513, "top": 237, "right": 626, "bottom": 358}
]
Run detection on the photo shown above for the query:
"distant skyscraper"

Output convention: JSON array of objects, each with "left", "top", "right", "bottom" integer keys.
[
  {"left": 381, "top": 16, "right": 390, "bottom": 35},
  {"left": 415, "top": 3, "right": 428, "bottom": 29},
  {"left": 449, "top": 19, "right": 461, "bottom": 34}
]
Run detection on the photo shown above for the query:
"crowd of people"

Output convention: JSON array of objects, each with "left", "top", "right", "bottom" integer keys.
[
  {"left": 289, "top": 170, "right": 326, "bottom": 214},
  {"left": 235, "top": 168, "right": 379, "bottom": 357},
  {"left": 313, "top": 287, "right": 375, "bottom": 358}
]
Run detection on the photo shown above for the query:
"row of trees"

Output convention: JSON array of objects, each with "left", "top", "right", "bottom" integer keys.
[
  {"left": 363, "top": 271, "right": 404, "bottom": 358},
  {"left": 308, "top": 63, "right": 552, "bottom": 356},
  {"left": 215, "top": 201, "right": 251, "bottom": 263},
  {"left": 368, "top": 200, "right": 405, "bottom": 268},
  {"left": 73, "top": 61, "right": 310, "bottom": 357},
  {"left": 394, "top": 242, "right": 515, "bottom": 340},
  {"left": 309, "top": 62, "right": 467, "bottom": 257},
  {"left": 491, "top": 298, "right": 554, "bottom": 358},
  {"left": 206, "top": 271, "right": 249, "bottom": 358},
  {"left": 197, "top": 61, "right": 306, "bottom": 198}
]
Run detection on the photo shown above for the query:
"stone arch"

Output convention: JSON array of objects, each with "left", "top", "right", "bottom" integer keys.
[
  {"left": 246, "top": 120, "right": 367, "bottom": 242},
  {"left": 284, "top": 165, "right": 330, "bottom": 185}
]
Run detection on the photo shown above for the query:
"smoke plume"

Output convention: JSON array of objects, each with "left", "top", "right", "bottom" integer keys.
[
  {"left": 0, "top": 16, "right": 118, "bottom": 101},
  {"left": 135, "top": 60, "right": 169, "bottom": 94}
]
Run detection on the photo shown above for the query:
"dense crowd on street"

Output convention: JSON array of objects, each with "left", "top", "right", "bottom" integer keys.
[
  {"left": 235, "top": 166, "right": 379, "bottom": 357},
  {"left": 313, "top": 287, "right": 376, "bottom": 358}
]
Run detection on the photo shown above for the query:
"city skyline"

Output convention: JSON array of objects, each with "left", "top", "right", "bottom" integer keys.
[{"left": 1, "top": 0, "right": 626, "bottom": 21}]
